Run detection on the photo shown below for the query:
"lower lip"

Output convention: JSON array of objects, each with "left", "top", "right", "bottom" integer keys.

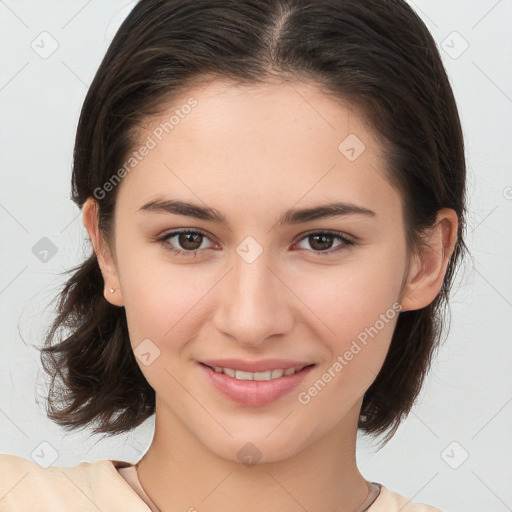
[{"left": 198, "top": 363, "right": 315, "bottom": 407}]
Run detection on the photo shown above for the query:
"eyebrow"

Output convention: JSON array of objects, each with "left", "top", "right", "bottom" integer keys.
[{"left": 138, "top": 197, "right": 376, "bottom": 226}]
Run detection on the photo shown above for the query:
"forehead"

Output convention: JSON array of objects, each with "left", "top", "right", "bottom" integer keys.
[{"left": 116, "top": 79, "right": 401, "bottom": 221}]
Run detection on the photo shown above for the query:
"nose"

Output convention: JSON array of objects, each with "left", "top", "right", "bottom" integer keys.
[{"left": 213, "top": 246, "right": 294, "bottom": 348}]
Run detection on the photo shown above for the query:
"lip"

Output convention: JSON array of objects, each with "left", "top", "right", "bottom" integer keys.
[
  {"left": 200, "top": 358, "right": 313, "bottom": 373},
  {"left": 198, "top": 361, "right": 315, "bottom": 407}
]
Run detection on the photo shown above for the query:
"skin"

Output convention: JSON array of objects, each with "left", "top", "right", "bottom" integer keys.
[{"left": 83, "top": 78, "right": 458, "bottom": 512}]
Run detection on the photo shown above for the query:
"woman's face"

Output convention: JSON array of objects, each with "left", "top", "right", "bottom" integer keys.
[{"left": 107, "top": 79, "right": 411, "bottom": 463}]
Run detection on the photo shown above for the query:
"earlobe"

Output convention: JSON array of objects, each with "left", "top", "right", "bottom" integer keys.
[
  {"left": 400, "top": 208, "right": 458, "bottom": 312},
  {"left": 82, "top": 198, "right": 124, "bottom": 307}
]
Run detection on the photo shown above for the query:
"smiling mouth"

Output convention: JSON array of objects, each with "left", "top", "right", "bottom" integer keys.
[
  {"left": 200, "top": 362, "right": 315, "bottom": 381},
  {"left": 198, "top": 361, "right": 316, "bottom": 407}
]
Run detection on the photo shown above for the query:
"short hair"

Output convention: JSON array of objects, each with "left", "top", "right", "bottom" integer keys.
[{"left": 40, "top": 0, "right": 467, "bottom": 443}]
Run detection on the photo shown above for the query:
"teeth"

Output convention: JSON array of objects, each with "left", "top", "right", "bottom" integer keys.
[
  {"left": 254, "top": 371, "right": 271, "bottom": 380},
  {"left": 209, "top": 365, "right": 305, "bottom": 381},
  {"left": 235, "top": 370, "right": 253, "bottom": 380},
  {"left": 223, "top": 367, "right": 236, "bottom": 378},
  {"left": 271, "top": 369, "right": 284, "bottom": 379}
]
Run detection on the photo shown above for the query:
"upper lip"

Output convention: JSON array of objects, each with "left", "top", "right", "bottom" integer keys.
[{"left": 200, "top": 359, "right": 314, "bottom": 373}]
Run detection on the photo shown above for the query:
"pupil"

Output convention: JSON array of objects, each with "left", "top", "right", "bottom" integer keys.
[
  {"left": 180, "top": 233, "right": 201, "bottom": 249},
  {"left": 312, "top": 234, "right": 332, "bottom": 250}
]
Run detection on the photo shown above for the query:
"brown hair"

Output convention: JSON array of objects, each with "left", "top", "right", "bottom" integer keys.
[{"left": 40, "top": 0, "right": 467, "bottom": 443}]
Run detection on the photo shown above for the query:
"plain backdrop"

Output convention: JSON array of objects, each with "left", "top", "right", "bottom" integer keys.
[{"left": 0, "top": 1, "right": 511, "bottom": 511}]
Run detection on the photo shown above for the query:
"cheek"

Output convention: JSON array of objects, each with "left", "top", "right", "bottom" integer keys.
[
  {"left": 294, "top": 281, "right": 400, "bottom": 425},
  {"left": 116, "top": 237, "right": 204, "bottom": 342},
  {"left": 291, "top": 248, "right": 404, "bottom": 394},
  {"left": 117, "top": 252, "right": 202, "bottom": 402},
  {"left": 293, "top": 247, "right": 404, "bottom": 339}
]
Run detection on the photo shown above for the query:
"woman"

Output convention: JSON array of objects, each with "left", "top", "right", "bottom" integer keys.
[{"left": 0, "top": 0, "right": 466, "bottom": 510}]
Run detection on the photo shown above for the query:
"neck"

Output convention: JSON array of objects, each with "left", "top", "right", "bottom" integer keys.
[{"left": 136, "top": 398, "right": 370, "bottom": 512}]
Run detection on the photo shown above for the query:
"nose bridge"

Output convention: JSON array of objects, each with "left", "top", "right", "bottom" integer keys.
[{"left": 215, "top": 239, "right": 292, "bottom": 345}]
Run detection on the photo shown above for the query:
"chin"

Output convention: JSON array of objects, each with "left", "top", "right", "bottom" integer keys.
[{"left": 196, "top": 422, "right": 318, "bottom": 467}]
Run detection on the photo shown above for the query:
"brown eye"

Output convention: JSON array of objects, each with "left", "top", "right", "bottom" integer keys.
[
  {"left": 177, "top": 232, "right": 203, "bottom": 250},
  {"left": 308, "top": 233, "right": 335, "bottom": 251},
  {"left": 296, "top": 231, "right": 355, "bottom": 256},
  {"left": 157, "top": 230, "right": 214, "bottom": 257}
]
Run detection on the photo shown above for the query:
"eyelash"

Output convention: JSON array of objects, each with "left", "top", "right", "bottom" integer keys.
[{"left": 155, "top": 229, "right": 355, "bottom": 258}]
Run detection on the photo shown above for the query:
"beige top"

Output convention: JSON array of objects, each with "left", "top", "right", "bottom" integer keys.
[{"left": 0, "top": 453, "right": 442, "bottom": 511}]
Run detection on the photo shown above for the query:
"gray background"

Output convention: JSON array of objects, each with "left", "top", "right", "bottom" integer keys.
[{"left": 0, "top": 1, "right": 511, "bottom": 510}]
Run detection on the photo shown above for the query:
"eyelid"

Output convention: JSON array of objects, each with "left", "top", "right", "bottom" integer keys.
[
  {"left": 155, "top": 227, "right": 356, "bottom": 257},
  {"left": 155, "top": 227, "right": 218, "bottom": 248},
  {"left": 293, "top": 229, "right": 356, "bottom": 256},
  {"left": 294, "top": 228, "right": 356, "bottom": 244},
  {"left": 156, "top": 227, "right": 356, "bottom": 243}
]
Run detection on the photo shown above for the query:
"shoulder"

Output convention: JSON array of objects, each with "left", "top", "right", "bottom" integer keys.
[
  {"left": 0, "top": 453, "right": 149, "bottom": 511},
  {"left": 369, "top": 484, "right": 444, "bottom": 512}
]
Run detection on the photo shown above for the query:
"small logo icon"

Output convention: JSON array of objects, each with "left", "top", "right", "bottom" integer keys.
[
  {"left": 32, "top": 237, "right": 58, "bottom": 263},
  {"left": 338, "top": 134, "right": 366, "bottom": 161},
  {"left": 236, "top": 236, "right": 263, "bottom": 264},
  {"left": 31, "top": 31, "right": 59, "bottom": 59},
  {"left": 441, "top": 31, "right": 469, "bottom": 59},
  {"left": 134, "top": 338, "right": 161, "bottom": 366},
  {"left": 441, "top": 440, "right": 469, "bottom": 469},
  {"left": 237, "top": 442, "right": 262, "bottom": 467},
  {"left": 30, "top": 441, "right": 59, "bottom": 469}
]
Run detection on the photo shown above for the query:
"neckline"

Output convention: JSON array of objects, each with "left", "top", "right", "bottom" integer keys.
[
  {"left": 112, "top": 460, "right": 381, "bottom": 512},
  {"left": 356, "top": 482, "right": 382, "bottom": 511},
  {"left": 111, "top": 460, "right": 161, "bottom": 511}
]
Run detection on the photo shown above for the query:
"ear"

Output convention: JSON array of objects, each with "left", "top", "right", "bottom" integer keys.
[
  {"left": 400, "top": 208, "right": 458, "bottom": 312},
  {"left": 82, "top": 197, "right": 124, "bottom": 307}
]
